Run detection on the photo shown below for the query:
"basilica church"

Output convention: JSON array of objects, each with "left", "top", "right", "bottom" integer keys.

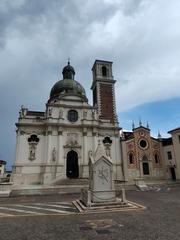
[
  {"left": 11, "top": 60, "right": 180, "bottom": 187},
  {"left": 12, "top": 60, "right": 124, "bottom": 186}
]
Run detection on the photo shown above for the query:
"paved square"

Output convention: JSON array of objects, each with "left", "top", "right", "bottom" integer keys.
[{"left": 0, "top": 185, "right": 180, "bottom": 240}]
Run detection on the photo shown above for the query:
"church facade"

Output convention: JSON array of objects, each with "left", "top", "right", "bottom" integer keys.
[
  {"left": 12, "top": 60, "right": 124, "bottom": 186},
  {"left": 121, "top": 125, "right": 166, "bottom": 183},
  {"left": 12, "top": 60, "right": 180, "bottom": 187},
  {"left": 121, "top": 125, "right": 180, "bottom": 182}
]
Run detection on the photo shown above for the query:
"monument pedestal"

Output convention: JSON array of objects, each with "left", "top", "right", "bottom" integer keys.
[
  {"left": 73, "top": 142, "right": 146, "bottom": 213},
  {"left": 91, "top": 190, "right": 116, "bottom": 203},
  {"left": 81, "top": 188, "right": 116, "bottom": 206}
]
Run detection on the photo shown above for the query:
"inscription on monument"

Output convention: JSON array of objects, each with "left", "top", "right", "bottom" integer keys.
[{"left": 98, "top": 166, "right": 109, "bottom": 184}]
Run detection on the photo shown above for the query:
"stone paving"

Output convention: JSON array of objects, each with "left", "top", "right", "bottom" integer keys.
[
  {"left": 0, "top": 201, "right": 77, "bottom": 217},
  {"left": 0, "top": 185, "right": 179, "bottom": 240}
]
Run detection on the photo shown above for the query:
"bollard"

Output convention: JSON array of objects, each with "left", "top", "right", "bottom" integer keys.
[
  {"left": 121, "top": 188, "right": 126, "bottom": 203},
  {"left": 87, "top": 190, "right": 92, "bottom": 207}
]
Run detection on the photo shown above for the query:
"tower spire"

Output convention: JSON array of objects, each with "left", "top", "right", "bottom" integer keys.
[
  {"left": 68, "top": 57, "right": 70, "bottom": 65},
  {"left": 158, "top": 130, "right": 162, "bottom": 139},
  {"left": 139, "top": 117, "right": 142, "bottom": 127},
  {"left": 132, "top": 121, "right": 135, "bottom": 130}
]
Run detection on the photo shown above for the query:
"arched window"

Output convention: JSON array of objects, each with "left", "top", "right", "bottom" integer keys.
[
  {"left": 154, "top": 153, "right": 160, "bottom": 164},
  {"left": 129, "top": 152, "right": 134, "bottom": 164},
  {"left": 102, "top": 66, "right": 107, "bottom": 76},
  {"left": 103, "top": 136, "right": 112, "bottom": 145},
  {"left": 28, "top": 134, "right": 39, "bottom": 143}
]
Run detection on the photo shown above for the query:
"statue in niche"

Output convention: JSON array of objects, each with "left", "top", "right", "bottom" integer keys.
[
  {"left": 105, "top": 144, "right": 111, "bottom": 158},
  {"left": 48, "top": 108, "right": 52, "bottom": 117},
  {"left": 88, "top": 150, "right": 93, "bottom": 160},
  {"left": 103, "top": 136, "right": 112, "bottom": 158},
  {"left": 59, "top": 109, "right": 64, "bottom": 118},
  {"left": 92, "top": 109, "right": 98, "bottom": 120},
  {"left": 83, "top": 110, "right": 87, "bottom": 119},
  {"left": 52, "top": 147, "right": 56, "bottom": 162},
  {"left": 92, "top": 110, "right": 95, "bottom": 119},
  {"left": 29, "top": 144, "right": 36, "bottom": 160}
]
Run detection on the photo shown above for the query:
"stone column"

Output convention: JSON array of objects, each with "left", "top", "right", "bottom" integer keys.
[
  {"left": 82, "top": 129, "right": 88, "bottom": 177},
  {"left": 15, "top": 131, "right": 21, "bottom": 163},
  {"left": 46, "top": 127, "right": 52, "bottom": 163},
  {"left": 92, "top": 128, "right": 98, "bottom": 152},
  {"left": 121, "top": 140, "right": 129, "bottom": 182},
  {"left": 43, "top": 127, "right": 52, "bottom": 184},
  {"left": 139, "top": 158, "right": 143, "bottom": 178},
  {"left": 114, "top": 134, "right": 120, "bottom": 179},
  {"left": 58, "top": 127, "right": 64, "bottom": 178}
]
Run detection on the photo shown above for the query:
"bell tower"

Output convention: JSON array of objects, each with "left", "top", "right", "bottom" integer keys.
[{"left": 91, "top": 60, "right": 117, "bottom": 122}]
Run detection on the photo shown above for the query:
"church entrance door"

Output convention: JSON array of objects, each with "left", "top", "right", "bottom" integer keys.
[
  {"left": 170, "top": 167, "right": 176, "bottom": 181},
  {"left": 142, "top": 155, "right": 150, "bottom": 175},
  {"left": 66, "top": 150, "right": 79, "bottom": 178},
  {"left": 143, "top": 162, "right": 150, "bottom": 175}
]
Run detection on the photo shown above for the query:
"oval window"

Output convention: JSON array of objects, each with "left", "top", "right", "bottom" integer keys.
[
  {"left": 139, "top": 139, "right": 148, "bottom": 149},
  {"left": 68, "top": 110, "right": 78, "bottom": 122}
]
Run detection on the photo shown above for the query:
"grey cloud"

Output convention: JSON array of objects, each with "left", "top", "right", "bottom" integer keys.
[
  {"left": 121, "top": 0, "right": 145, "bottom": 16},
  {"left": 0, "top": 0, "right": 180, "bottom": 168}
]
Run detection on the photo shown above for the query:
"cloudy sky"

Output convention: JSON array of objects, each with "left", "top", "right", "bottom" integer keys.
[{"left": 0, "top": 0, "right": 180, "bottom": 169}]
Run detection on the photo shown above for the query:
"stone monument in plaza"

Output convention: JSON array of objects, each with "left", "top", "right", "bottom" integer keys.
[
  {"left": 84, "top": 141, "right": 116, "bottom": 204},
  {"left": 73, "top": 141, "right": 145, "bottom": 212},
  {"left": 73, "top": 141, "right": 129, "bottom": 211}
]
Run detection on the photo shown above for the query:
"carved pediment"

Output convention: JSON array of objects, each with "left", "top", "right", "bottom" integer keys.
[{"left": 66, "top": 133, "right": 79, "bottom": 147}]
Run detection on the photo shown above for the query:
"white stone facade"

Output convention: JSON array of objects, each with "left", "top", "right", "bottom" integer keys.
[
  {"left": 12, "top": 60, "right": 123, "bottom": 186},
  {"left": 11, "top": 60, "right": 180, "bottom": 187}
]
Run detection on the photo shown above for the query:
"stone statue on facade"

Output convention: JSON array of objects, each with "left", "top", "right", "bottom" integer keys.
[
  {"left": 59, "top": 109, "right": 64, "bottom": 119},
  {"left": 83, "top": 110, "right": 87, "bottom": 119},
  {"left": 92, "top": 110, "right": 95, "bottom": 119},
  {"left": 19, "top": 105, "right": 27, "bottom": 118},
  {"left": 52, "top": 147, "right": 56, "bottom": 162},
  {"left": 29, "top": 144, "right": 36, "bottom": 160},
  {"left": 48, "top": 108, "right": 52, "bottom": 117}
]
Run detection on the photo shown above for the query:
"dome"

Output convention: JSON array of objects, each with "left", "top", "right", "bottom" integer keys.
[
  {"left": 49, "top": 61, "right": 87, "bottom": 101},
  {"left": 62, "top": 61, "right": 75, "bottom": 80}
]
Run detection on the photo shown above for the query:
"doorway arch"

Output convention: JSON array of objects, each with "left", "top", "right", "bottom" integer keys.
[
  {"left": 142, "top": 155, "right": 150, "bottom": 175},
  {"left": 66, "top": 150, "right": 79, "bottom": 178},
  {"left": 170, "top": 167, "right": 176, "bottom": 180}
]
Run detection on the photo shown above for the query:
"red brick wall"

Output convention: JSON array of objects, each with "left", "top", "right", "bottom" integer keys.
[{"left": 99, "top": 84, "right": 114, "bottom": 121}]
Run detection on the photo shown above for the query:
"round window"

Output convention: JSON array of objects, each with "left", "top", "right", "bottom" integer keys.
[
  {"left": 68, "top": 110, "right": 78, "bottom": 122},
  {"left": 139, "top": 131, "right": 144, "bottom": 136},
  {"left": 139, "top": 139, "right": 148, "bottom": 149}
]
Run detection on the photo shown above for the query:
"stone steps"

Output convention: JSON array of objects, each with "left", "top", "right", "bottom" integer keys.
[
  {"left": 72, "top": 199, "right": 146, "bottom": 213},
  {"left": 10, "top": 185, "right": 85, "bottom": 197},
  {"left": 8, "top": 179, "right": 180, "bottom": 197},
  {"left": 0, "top": 190, "right": 11, "bottom": 198},
  {"left": 54, "top": 178, "right": 89, "bottom": 185}
]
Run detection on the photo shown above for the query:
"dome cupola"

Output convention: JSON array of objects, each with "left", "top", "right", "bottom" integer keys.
[
  {"left": 62, "top": 61, "right": 75, "bottom": 80},
  {"left": 49, "top": 61, "right": 87, "bottom": 102}
]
